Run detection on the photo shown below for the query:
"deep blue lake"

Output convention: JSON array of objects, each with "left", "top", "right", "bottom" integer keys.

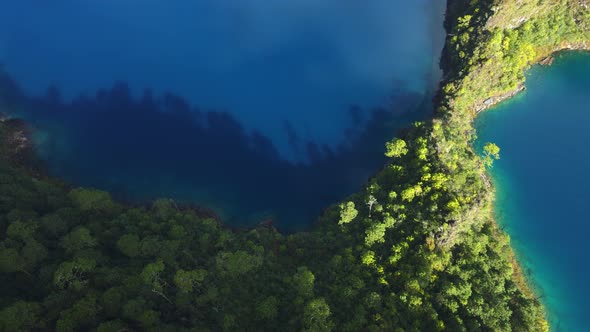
[
  {"left": 0, "top": 1, "right": 446, "bottom": 230},
  {"left": 475, "top": 53, "right": 590, "bottom": 331}
]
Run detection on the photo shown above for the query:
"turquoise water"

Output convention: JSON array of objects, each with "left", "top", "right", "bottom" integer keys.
[{"left": 475, "top": 53, "right": 590, "bottom": 331}]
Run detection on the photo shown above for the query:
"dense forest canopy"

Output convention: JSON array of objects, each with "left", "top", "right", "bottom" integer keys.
[{"left": 1, "top": 0, "right": 588, "bottom": 331}]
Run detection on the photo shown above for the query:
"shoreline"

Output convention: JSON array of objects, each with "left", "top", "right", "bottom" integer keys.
[
  {"left": 0, "top": 115, "right": 47, "bottom": 175},
  {"left": 473, "top": 48, "right": 590, "bottom": 328},
  {"left": 0, "top": 117, "right": 270, "bottom": 232},
  {"left": 0, "top": 1, "right": 582, "bottom": 329},
  {"left": 439, "top": 1, "right": 590, "bottom": 329},
  {"left": 474, "top": 46, "right": 590, "bottom": 115}
]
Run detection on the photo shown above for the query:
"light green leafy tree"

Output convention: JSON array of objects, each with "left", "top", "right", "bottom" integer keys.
[
  {"left": 60, "top": 227, "right": 97, "bottom": 254},
  {"left": 338, "top": 201, "right": 358, "bottom": 225},
  {"left": 53, "top": 258, "right": 96, "bottom": 291},
  {"left": 293, "top": 266, "right": 315, "bottom": 299},
  {"left": 141, "top": 260, "right": 172, "bottom": 303},
  {"left": 365, "top": 222, "right": 387, "bottom": 247},
  {"left": 483, "top": 142, "right": 501, "bottom": 167},
  {"left": 303, "top": 298, "right": 333, "bottom": 332},
  {"left": 256, "top": 296, "right": 279, "bottom": 320},
  {"left": 216, "top": 250, "right": 263, "bottom": 276},
  {"left": 173, "top": 269, "right": 207, "bottom": 293},
  {"left": 401, "top": 184, "right": 423, "bottom": 202},
  {"left": 385, "top": 138, "right": 408, "bottom": 158}
]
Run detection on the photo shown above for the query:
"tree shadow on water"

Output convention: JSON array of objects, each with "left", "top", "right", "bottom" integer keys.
[{"left": 0, "top": 71, "right": 429, "bottom": 231}]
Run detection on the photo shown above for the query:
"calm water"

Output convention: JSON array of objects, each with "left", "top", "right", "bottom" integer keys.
[
  {"left": 0, "top": 1, "right": 446, "bottom": 229},
  {"left": 476, "top": 53, "right": 590, "bottom": 331}
]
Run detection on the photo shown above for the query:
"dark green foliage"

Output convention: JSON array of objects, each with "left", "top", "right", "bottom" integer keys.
[
  {"left": 117, "top": 234, "right": 141, "bottom": 258},
  {"left": 2, "top": 0, "right": 580, "bottom": 329},
  {"left": 256, "top": 296, "right": 279, "bottom": 320},
  {"left": 292, "top": 266, "right": 315, "bottom": 299},
  {"left": 68, "top": 188, "right": 116, "bottom": 213},
  {"left": 0, "top": 119, "right": 546, "bottom": 332},
  {"left": 173, "top": 268, "right": 207, "bottom": 293},
  {"left": 0, "top": 301, "right": 43, "bottom": 331},
  {"left": 303, "top": 298, "right": 333, "bottom": 332}
]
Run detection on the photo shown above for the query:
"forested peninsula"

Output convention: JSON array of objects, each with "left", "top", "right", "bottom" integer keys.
[{"left": 1, "top": 0, "right": 588, "bottom": 331}]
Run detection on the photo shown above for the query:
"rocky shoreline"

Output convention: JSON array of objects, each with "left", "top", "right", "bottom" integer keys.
[
  {"left": 475, "top": 47, "right": 590, "bottom": 115},
  {"left": 0, "top": 114, "right": 37, "bottom": 168}
]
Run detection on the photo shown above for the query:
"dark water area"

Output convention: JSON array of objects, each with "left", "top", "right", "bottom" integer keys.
[
  {"left": 0, "top": 1, "right": 446, "bottom": 230},
  {"left": 475, "top": 53, "right": 590, "bottom": 331}
]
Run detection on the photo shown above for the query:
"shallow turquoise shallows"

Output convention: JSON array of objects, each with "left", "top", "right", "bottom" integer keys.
[{"left": 475, "top": 52, "right": 590, "bottom": 332}]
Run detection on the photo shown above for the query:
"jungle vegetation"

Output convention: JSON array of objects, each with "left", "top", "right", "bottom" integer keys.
[{"left": 1, "top": 0, "right": 589, "bottom": 331}]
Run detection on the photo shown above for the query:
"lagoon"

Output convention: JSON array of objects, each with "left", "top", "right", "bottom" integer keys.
[{"left": 475, "top": 53, "right": 590, "bottom": 331}]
